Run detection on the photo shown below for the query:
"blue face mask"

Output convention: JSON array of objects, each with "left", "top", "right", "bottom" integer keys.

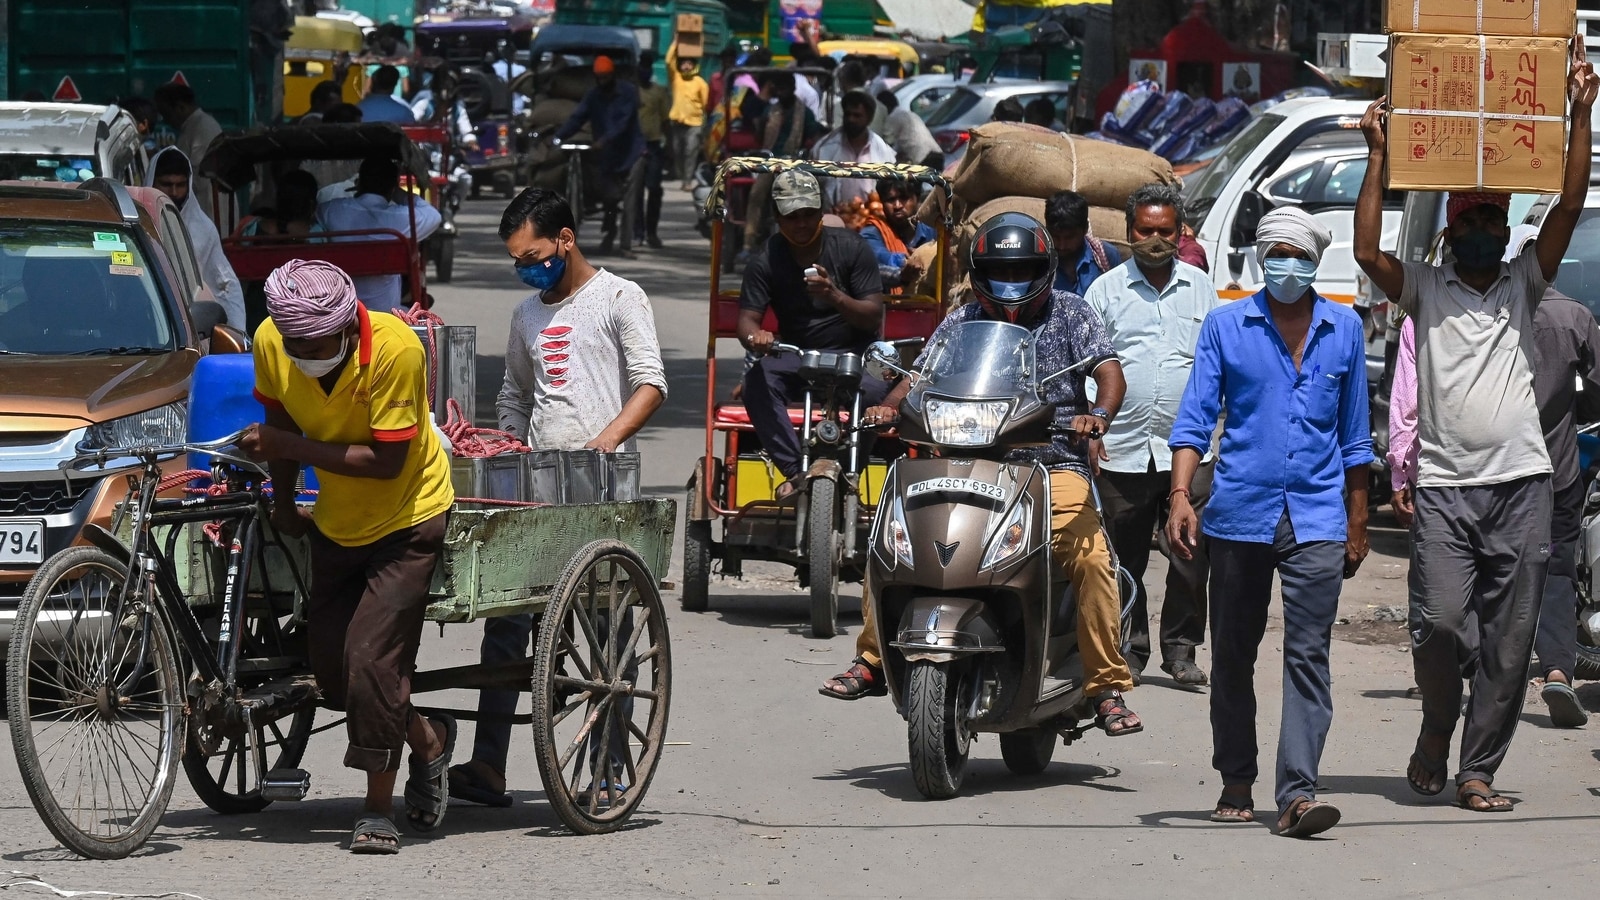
[
  {"left": 989, "top": 279, "right": 1033, "bottom": 301},
  {"left": 515, "top": 253, "right": 566, "bottom": 291},
  {"left": 1262, "top": 257, "right": 1318, "bottom": 304}
]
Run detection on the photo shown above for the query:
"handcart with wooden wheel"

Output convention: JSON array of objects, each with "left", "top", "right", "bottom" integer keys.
[{"left": 5, "top": 433, "right": 674, "bottom": 859}]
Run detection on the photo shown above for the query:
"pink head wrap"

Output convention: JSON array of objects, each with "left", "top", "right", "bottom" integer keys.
[
  {"left": 1446, "top": 191, "right": 1511, "bottom": 227},
  {"left": 264, "top": 259, "right": 359, "bottom": 339}
]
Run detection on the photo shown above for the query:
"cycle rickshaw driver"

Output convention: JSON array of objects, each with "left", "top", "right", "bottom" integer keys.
[
  {"left": 238, "top": 260, "right": 458, "bottom": 855},
  {"left": 738, "top": 168, "right": 891, "bottom": 499}
]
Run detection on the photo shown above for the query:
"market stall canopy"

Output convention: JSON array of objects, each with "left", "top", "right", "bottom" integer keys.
[
  {"left": 197, "top": 123, "right": 432, "bottom": 193},
  {"left": 876, "top": 0, "right": 983, "bottom": 40}
]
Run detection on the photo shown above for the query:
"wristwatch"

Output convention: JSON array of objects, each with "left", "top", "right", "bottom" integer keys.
[{"left": 1090, "top": 407, "right": 1112, "bottom": 426}]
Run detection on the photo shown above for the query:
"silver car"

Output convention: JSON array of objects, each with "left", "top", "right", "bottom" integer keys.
[
  {"left": 0, "top": 102, "right": 148, "bottom": 185},
  {"left": 921, "top": 81, "right": 1078, "bottom": 167}
]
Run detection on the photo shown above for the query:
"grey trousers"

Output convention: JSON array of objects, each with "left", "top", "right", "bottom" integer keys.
[
  {"left": 1410, "top": 474, "right": 1552, "bottom": 786},
  {"left": 1209, "top": 508, "right": 1345, "bottom": 816},
  {"left": 1534, "top": 478, "right": 1584, "bottom": 679},
  {"left": 1097, "top": 461, "right": 1213, "bottom": 670}
]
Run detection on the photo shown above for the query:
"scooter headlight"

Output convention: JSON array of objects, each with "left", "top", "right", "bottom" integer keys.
[
  {"left": 924, "top": 399, "right": 1008, "bottom": 447},
  {"left": 980, "top": 495, "right": 1032, "bottom": 570},
  {"left": 884, "top": 496, "right": 914, "bottom": 568}
]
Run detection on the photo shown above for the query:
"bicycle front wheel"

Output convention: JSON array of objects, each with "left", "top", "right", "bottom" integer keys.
[{"left": 5, "top": 547, "right": 182, "bottom": 859}]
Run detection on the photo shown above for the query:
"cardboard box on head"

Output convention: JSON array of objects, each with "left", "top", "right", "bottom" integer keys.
[{"left": 1385, "top": 32, "right": 1570, "bottom": 192}]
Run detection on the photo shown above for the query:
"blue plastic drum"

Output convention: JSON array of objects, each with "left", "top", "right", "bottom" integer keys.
[{"left": 187, "top": 354, "right": 318, "bottom": 499}]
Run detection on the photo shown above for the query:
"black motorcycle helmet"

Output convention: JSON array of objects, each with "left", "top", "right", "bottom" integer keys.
[{"left": 968, "top": 212, "right": 1057, "bottom": 324}]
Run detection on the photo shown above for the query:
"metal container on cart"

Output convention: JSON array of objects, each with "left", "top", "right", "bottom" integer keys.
[{"left": 410, "top": 324, "right": 476, "bottom": 425}]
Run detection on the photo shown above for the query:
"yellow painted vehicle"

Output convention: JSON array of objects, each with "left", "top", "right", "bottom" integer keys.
[
  {"left": 818, "top": 38, "right": 921, "bottom": 78},
  {"left": 283, "top": 16, "right": 367, "bottom": 118}
]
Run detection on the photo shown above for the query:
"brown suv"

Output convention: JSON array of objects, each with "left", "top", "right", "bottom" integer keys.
[{"left": 0, "top": 178, "right": 224, "bottom": 644}]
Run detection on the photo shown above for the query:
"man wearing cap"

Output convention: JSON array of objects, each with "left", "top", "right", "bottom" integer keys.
[
  {"left": 1354, "top": 47, "right": 1599, "bottom": 813},
  {"left": 238, "top": 260, "right": 457, "bottom": 854},
  {"left": 555, "top": 56, "right": 646, "bottom": 258},
  {"left": 1168, "top": 207, "right": 1372, "bottom": 838},
  {"left": 737, "top": 168, "right": 889, "bottom": 499}
]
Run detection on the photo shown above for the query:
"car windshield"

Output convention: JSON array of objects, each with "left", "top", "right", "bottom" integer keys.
[
  {"left": 1182, "top": 113, "right": 1283, "bottom": 222},
  {"left": 0, "top": 222, "right": 176, "bottom": 355},
  {"left": 917, "top": 320, "right": 1038, "bottom": 398},
  {"left": 0, "top": 154, "right": 98, "bottom": 183},
  {"left": 1553, "top": 208, "right": 1600, "bottom": 317},
  {"left": 924, "top": 87, "right": 983, "bottom": 127}
]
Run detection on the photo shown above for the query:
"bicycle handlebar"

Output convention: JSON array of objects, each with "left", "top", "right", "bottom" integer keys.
[{"left": 62, "top": 429, "right": 266, "bottom": 475}]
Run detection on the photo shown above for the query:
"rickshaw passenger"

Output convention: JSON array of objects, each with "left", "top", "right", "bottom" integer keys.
[
  {"left": 447, "top": 188, "right": 667, "bottom": 807},
  {"left": 858, "top": 177, "right": 935, "bottom": 291},
  {"left": 738, "top": 73, "right": 827, "bottom": 265},
  {"left": 239, "top": 260, "right": 457, "bottom": 854},
  {"left": 358, "top": 65, "right": 418, "bottom": 124},
  {"left": 239, "top": 170, "right": 325, "bottom": 239},
  {"left": 738, "top": 170, "right": 890, "bottom": 498},
  {"left": 316, "top": 157, "right": 442, "bottom": 310}
]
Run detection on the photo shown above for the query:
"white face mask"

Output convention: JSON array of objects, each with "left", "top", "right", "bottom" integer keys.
[{"left": 289, "top": 335, "right": 348, "bottom": 378}]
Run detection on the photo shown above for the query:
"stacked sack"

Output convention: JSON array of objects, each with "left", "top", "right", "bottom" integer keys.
[{"left": 918, "top": 122, "right": 1177, "bottom": 306}]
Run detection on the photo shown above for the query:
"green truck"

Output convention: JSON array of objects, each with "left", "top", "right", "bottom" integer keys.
[{"left": 3, "top": 0, "right": 272, "bottom": 129}]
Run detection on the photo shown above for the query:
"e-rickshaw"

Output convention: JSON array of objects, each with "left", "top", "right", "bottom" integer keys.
[
  {"left": 283, "top": 16, "right": 368, "bottom": 118},
  {"left": 683, "top": 157, "right": 949, "bottom": 638},
  {"left": 402, "top": 123, "right": 462, "bottom": 282},
  {"left": 197, "top": 123, "right": 437, "bottom": 331}
]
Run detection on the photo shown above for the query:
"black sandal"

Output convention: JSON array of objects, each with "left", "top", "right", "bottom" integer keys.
[
  {"left": 1406, "top": 736, "right": 1448, "bottom": 796},
  {"left": 405, "top": 713, "right": 456, "bottom": 832},
  {"left": 1277, "top": 798, "right": 1341, "bottom": 838},
  {"left": 1457, "top": 783, "right": 1513, "bottom": 812},
  {"left": 1161, "top": 659, "right": 1209, "bottom": 686},
  {"left": 1092, "top": 690, "right": 1144, "bottom": 736},
  {"left": 819, "top": 659, "right": 887, "bottom": 701},
  {"left": 349, "top": 813, "right": 401, "bottom": 855},
  {"left": 1210, "top": 794, "right": 1255, "bottom": 823}
]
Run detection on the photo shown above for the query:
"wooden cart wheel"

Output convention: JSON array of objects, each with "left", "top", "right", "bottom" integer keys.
[{"left": 531, "top": 539, "right": 671, "bottom": 834}]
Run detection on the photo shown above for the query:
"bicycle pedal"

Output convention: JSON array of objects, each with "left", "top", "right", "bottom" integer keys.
[{"left": 261, "top": 768, "right": 310, "bottom": 801}]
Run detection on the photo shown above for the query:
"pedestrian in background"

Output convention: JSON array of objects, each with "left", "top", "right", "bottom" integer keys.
[
  {"left": 1353, "top": 48, "right": 1597, "bottom": 812},
  {"left": 1084, "top": 183, "right": 1219, "bottom": 686},
  {"left": 153, "top": 81, "right": 222, "bottom": 226},
  {"left": 1046, "top": 190, "right": 1121, "bottom": 298},
  {"left": 1168, "top": 206, "right": 1371, "bottom": 838},
  {"left": 634, "top": 50, "right": 672, "bottom": 249},
  {"left": 554, "top": 56, "right": 645, "bottom": 258},
  {"left": 667, "top": 42, "right": 709, "bottom": 190}
]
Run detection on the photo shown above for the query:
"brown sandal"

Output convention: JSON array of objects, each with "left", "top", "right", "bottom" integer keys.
[
  {"left": 819, "top": 659, "right": 887, "bottom": 701},
  {"left": 1092, "top": 691, "right": 1144, "bottom": 736}
]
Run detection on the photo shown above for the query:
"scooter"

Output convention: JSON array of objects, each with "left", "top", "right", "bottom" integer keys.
[{"left": 862, "top": 321, "right": 1135, "bottom": 800}]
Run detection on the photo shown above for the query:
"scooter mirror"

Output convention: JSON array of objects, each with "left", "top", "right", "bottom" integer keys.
[{"left": 864, "top": 340, "right": 898, "bottom": 381}]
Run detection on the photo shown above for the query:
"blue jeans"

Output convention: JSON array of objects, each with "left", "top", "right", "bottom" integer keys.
[{"left": 1208, "top": 508, "right": 1344, "bottom": 816}]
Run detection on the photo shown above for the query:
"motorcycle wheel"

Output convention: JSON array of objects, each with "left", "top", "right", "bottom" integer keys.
[
  {"left": 807, "top": 477, "right": 840, "bottom": 639},
  {"left": 906, "top": 661, "right": 970, "bottom": 799},
  {"left": 999, "top": 729, "right": 1056, "bottom": 776},
  {"left": 1576, "top": 616, "right": 1600, "bottom": 681}
]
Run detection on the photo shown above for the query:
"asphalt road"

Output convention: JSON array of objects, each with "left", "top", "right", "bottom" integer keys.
[{"left": 1, "top": 194, "right": 1598, "bottom": 900}]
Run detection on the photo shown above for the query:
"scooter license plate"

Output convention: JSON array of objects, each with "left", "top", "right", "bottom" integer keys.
[{"left": 906, "top": 477, "right": 1007, "bottom": 502}]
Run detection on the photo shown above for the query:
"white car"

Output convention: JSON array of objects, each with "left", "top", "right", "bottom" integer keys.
[{"left": 0, "top": 103, "right": 148, "bottom": 186}]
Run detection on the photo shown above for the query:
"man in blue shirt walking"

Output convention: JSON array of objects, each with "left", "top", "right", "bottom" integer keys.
[
  {"left": 555, "top": 56, "right": 646, "bottom": 257},
  {"left": 1166, "top": 207, "right": 1372, "bottom": 839},
  {"left": 1047, "top": 190, "right": 1121, "bottom": 297}
]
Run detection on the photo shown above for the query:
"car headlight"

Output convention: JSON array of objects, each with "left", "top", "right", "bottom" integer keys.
[
  {"left": 884, "top": 495, "right": 914, "bottom": 568},
  {"left": 83, "top": 402, "right": 187, "bottom": 450},
  {"left": 980, "top": 495, "right": 1032, "bottom": 570},
  {"left": 924, "top": 399, "right": 1008, "bottom": 447}
]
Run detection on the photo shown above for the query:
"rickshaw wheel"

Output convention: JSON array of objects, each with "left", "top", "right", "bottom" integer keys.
[
  {"left": 531, "top": 540, "right": 671, "bottom": 835},
  {"left": 6, "top": 548, "right": 181, "bottom": 859},
  {"left": 681, "top": 519, "right": 711, "bottom": 613},
  {"left": 807, "top": 477, "right": 840, "bottom": 639},
  {"left": 435, "top": 236, "right": 455, "bottom": 283}
]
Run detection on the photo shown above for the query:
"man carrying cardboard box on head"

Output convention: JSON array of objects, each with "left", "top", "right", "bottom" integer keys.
[{"left": 1352, "top": 39, "right": 1599, "bottom": 815}]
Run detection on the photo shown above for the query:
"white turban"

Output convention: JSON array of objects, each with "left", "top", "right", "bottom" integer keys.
[{"left": 1255, "top": 207, "right": 1333, "bottom": 268}]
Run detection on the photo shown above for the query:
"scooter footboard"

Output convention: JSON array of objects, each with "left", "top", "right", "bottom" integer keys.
[{"left": 890, "top": 596, "right": 1006, "bottom": 663}]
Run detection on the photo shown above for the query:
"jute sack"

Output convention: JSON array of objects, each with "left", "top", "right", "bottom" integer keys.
[
  {"left": 526, "top": 98, "right": 577, "bottom": 133},
  {"left": 904, "top": 241, "right": 943, "bottom": 299},
  {"left": 547, "top": 68, "right": 594, "bottom": 103},
  {"left": 952, "top": 123, "right": 1177, "bottom": 210}
]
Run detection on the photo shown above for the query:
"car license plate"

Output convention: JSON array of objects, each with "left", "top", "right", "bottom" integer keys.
[
  {"left": 906, "top": 478, "right": 1008, "bottom": 502},
  {"left": 0, "top": 519, "right": 43, "bottom": 565}
]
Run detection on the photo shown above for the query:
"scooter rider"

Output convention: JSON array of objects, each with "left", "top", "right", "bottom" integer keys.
[{"left": 820, "top": 212, "right": 1143, "bottom": 738}]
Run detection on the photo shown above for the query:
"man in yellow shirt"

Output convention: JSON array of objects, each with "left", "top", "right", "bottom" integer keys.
[
  {"left": 239, "top": 259, "right": 456, "bottom": 855},
  {"left": 667, "top": 42, "right": 710, "bottom": 191}
]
